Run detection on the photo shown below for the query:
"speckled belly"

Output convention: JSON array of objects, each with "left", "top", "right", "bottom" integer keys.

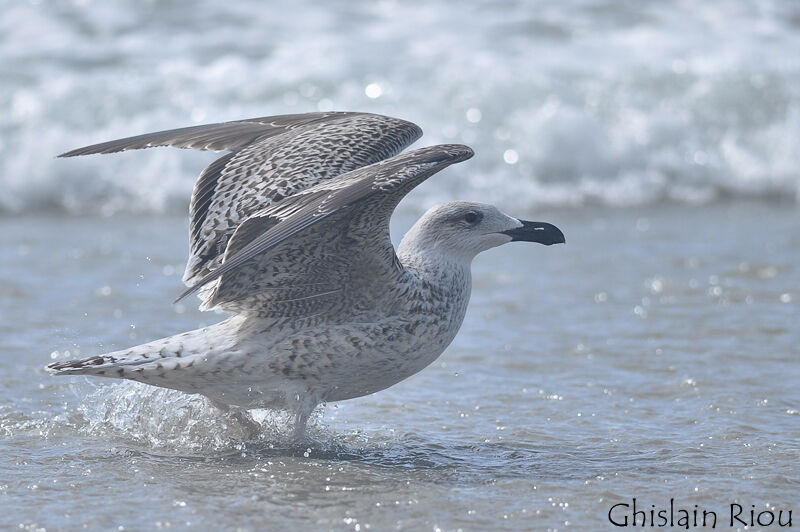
[{"left": 259, "top": 314, "right": 464, "bottom": 404}]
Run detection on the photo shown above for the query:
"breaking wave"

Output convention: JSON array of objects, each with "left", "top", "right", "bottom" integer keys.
[{"left": 2, "top": 0, "right": 798, "bottom": 214}]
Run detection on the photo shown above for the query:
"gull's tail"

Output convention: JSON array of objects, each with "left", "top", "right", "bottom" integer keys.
[
  {"left": 46, "top": 327, "right": 213, "bottom": 383},
  {"left": 47, "top": 352, "right": 130, "bottom": 377}
]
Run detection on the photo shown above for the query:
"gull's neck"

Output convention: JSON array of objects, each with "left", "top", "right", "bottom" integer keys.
[
  {"left": 396, "top": 229, "right": 473, "bottom": 349},
  {"left": 396, "top": 228, "right": 473, "bottom": 288}
]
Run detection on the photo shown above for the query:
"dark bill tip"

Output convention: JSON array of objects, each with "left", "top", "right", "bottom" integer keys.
[{"left": 501, "top": 220, "right": 565, "bottom": 245}]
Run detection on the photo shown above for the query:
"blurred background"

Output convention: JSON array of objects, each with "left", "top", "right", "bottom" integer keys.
[
  {"left": 1, "top": 1, "right": 798, "bottom": 530},
  {"left": 2, "top": 0, "right": 798, "bottom": 214}
]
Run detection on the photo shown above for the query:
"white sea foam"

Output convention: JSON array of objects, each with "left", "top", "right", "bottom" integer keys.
[{"left": 2, "top": 0, "right": 798, "bottom": 214}]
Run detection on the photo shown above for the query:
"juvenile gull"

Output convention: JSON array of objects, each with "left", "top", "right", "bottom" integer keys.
[{"left": 47, "top": 112, "right": 565, "bottom": 439}]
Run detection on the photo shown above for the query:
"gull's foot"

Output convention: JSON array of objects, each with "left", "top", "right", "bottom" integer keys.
[
  {"left": 205, "top": 397, "right": 262, "bottom": 439},
  {"left": 229, "top": 410, "right": 263, "bottom": 439}
]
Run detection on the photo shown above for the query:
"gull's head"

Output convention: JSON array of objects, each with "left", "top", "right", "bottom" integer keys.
[{"left": 398, "top": 201, "right": 565, "bottom": 262}]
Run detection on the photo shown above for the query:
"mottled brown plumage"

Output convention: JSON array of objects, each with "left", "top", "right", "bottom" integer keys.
[{"left": 49, "top": 112, "right": 564, "bottom": 439}]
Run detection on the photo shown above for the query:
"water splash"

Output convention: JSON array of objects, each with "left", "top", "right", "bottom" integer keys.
[{"left": 32, "top": 381, "right": 314, "bottom": 454}]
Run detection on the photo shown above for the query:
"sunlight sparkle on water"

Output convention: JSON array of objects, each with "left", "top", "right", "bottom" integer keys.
[
  {"left": 503, "top": 149, "right": 519, "bottom": 165},
  {"left": 365, "top": 83, "right": 383, "bottom": 99}
]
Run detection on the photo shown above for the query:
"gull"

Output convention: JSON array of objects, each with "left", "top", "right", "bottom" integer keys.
[{"left": 47, "top": 112, "right": 565, "bottom": 439}]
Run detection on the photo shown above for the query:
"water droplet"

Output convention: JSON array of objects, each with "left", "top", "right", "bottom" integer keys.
[
  {"left": 648, "top": 278, "right": 663, "bottom": 293},
  {"left": 465, "top": 107, "right": 482, "bottom": 123},
  {"left": 364, "top": 83, "right": 383, "bottom": 99},
  {"left": 594, "top": 291, "right": 608, "bottom": 302},
  {"left": 503, "top": 149, "right": 519, "bottom": 165}
]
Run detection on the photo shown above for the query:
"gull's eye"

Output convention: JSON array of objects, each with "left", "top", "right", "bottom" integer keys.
[{"left": 463, "top": 211, "right": 481, "bottom": 224}]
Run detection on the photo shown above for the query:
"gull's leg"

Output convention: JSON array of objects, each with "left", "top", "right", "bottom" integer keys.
[
  {"left": 292, "top": 409, "right": 310, "bottom": 442},
  {"left": 291, "top": 399, "right": 318, "bottom": 442},
  {"left": 206, "top": 397, "right": 262, "bottom": 439}
]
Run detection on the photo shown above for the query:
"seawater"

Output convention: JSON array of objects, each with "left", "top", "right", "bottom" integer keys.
[
  {"left": 1, "top": 0, "right": 799, "bottom": 530},
  {"left": 1, "top": 205, "right": 798, "bottom": 530}
]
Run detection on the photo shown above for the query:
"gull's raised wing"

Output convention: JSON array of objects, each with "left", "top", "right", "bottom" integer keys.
[
  {"left": 59, "top": 113, "right": 422, "bottom": 285},
  {"left": 58, "top": 112, "right": 372, "bottom": 156},
  {"left": 178, "top": 144, "right": 474, "bottom": 317}
]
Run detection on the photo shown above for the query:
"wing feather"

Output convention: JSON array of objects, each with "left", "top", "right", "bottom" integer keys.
[
  {"left": 182, "top": 114, "right": 421, "bottom": 284},
  {"left": 58, "top": 113, "right": 470, "bottom": 319},
  {"left": 57, "top": 112, "right": 364, "bottom": 156},
  {"left": 177, "top": 144, "right": 474, "bottom": 316},
  {"left": 59, "top": 112, "right": 423, "bottom": 288}
]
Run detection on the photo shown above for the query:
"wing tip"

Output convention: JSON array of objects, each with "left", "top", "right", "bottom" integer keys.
[
  {"left": 173, "top": 286, "right": 195, "bottom": 304},
  {"left": 408, "top": 122, "right": 424, "bottom": 144},
  {"left": 390, "top": 116, "right": 423, "bottom": 139},
  {"left": 415, "top": 143, "right": 474, "bottom": 164},
  {"left": 57, "top": 145, "right": 125, "bottom": 158},
  {"left": 384, "top": 115, "right": 424, "bottom": 144},
  {"left": 449, "top": 144, "right": 475, "bottom": 161},
  {"left": 339, "top": 112, "right": 423, "bottom": 145}
]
